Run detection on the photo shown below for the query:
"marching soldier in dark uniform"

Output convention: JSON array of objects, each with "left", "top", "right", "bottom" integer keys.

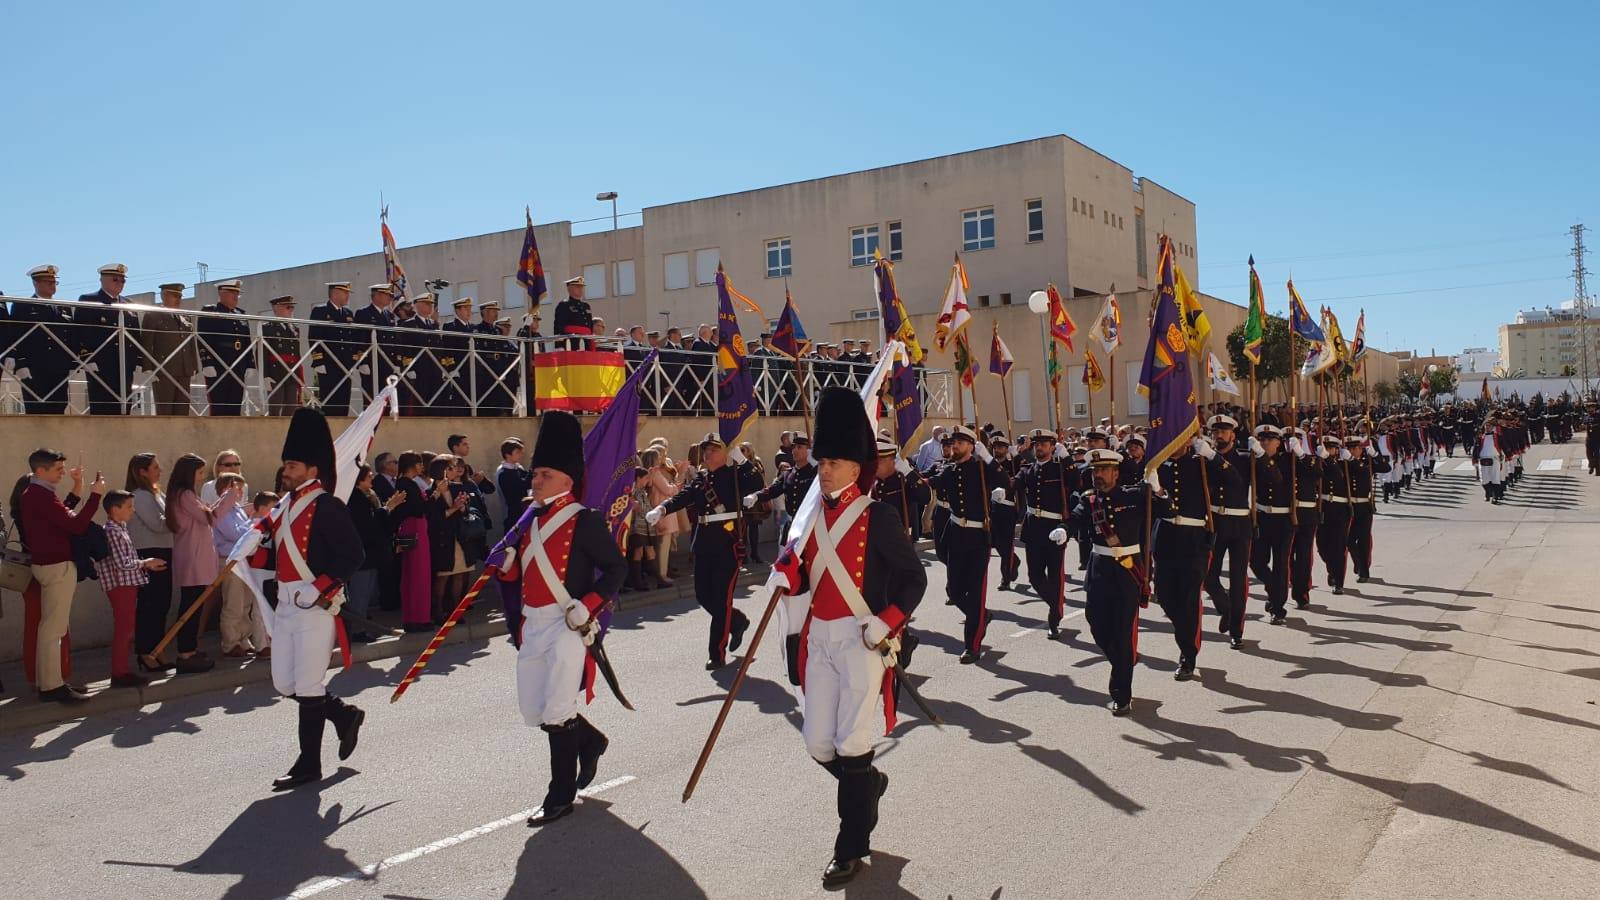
[
  {"left": 309, "top": 282, "right": 360, "bottom": 415},
  {"left": 1070, "top": 448, "right": 1170, "bottom": 715},
  {"left": 198, "top": 280, "right": 252, "bottom": 416},
  {"left": 1073, "top": 431, "right": 1111, "bottom": 571},
  {"left": 1287, "top": 427, "right": 1324, "bottom": 609},
  {"left": 768, "top": 387, "right": 926, "bottom": 887},
  {"left": 1316, "top": 435, "right": 1355, "bottom": 593},
  {"left": 399, "top": 293, "right": 442, "bottom": 415},
  {"left": 262, "top": 295, "right": 303, "bottom": 416},
  {"left": 1198, "top": 415, "right": 1251, "bottom": 649},
  {"left": 930, "top": 425, "right": 999, "bottom": 664},
  {"left": 1345, "top": 432, "right": 1390, "bottom": 584},
  {"left": 746, "top": 432, "right": 816, "bottom": 545},
  {"left": 353, "top": 283, "right": 398, "bottom": 398},
  {"left": 14, "top": 265, "right": 75, "bottom": 414},
  {"left": 75, "top": 263, "right": 141, "bottom": 415},
  {"left": 647, "top": 434, "right": 764, "bottom": 670},
  {"left": 1248, "top": 425, "right": 1294, "bottom": 624},
  {"left": 927, "top": 432, "right": 954, "bottom": 564},
  {"left": 987, "top": 433, "right": 1022, "bottom": 591},
  {"left": 439, "top": 297, "right": 476, "bottom": 415},
  {"left": 1018, "top": 429, "right": 1073, "bottom": 638},
  {"left": 475, "top": 301, "right": 516, "bottom": 416},
  {"left": 1151, "top": 439, "right": 1212, "bottom": 678},
  {"left": 869, "top": 435, "right": 924, "bottom": 537},
  {"left": 1118, "top": 434, "right": 1148, "bottom": 486},
  {"left": 552, "top": 275, "right": 593, "bottom": 350},
  {"left": 1584, "top": 400, "right": 1600, "bottom": 476}
]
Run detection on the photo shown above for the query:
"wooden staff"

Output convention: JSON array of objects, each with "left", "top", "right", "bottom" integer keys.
[
  {"left": 1108, "top": 345, "right": 1118, "bottom": 431},
  {"left": 1249, "top": 360, "right": 1259, "bottom": 527},
  {"left": 151, "top": 560, "right": 237, "bottom": 659},
  {"left": 683, "top": 584, "right": 787, "bottom": 803},
  {"left": 797, "top": 354, "right": 815, "bottom": 439},
  {"left": 1000, "top": 370, "right": 1014, "bottom": 440},
  {"left": 390, "top": 567, "right": 497, "bottom": 703},
  {"left": 1289, "top": 328, "right": 1298, "bottom": 527}
]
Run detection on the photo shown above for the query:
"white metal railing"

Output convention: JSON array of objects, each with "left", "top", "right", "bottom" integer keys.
[{"left": 0, "top": 295, "right": 954, "bottom": 419}]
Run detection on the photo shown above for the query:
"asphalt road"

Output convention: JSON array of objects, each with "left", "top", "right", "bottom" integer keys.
[{"left": 4, "top": 441, "right": 1599, "bottom": 899}]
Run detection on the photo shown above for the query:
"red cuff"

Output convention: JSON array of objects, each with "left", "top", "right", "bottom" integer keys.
[
  {"left": 879, "top": 605, "right": 907, "bottom": 633},
  {"left": 580, "top": 592, "right": 607, "bottom": 615},
  {"left": 313, "top": 574, "right": 338, "bottom": 595}
]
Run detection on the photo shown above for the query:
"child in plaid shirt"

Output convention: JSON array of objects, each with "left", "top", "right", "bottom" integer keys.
[{"left": 96, "top": 490, "right": 169, "bottom": 687}]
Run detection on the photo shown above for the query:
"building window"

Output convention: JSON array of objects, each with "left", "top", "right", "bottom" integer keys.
[
  {"left": 962, "top": 207, "right": 996, "bottom": 251},
  {"left": 887, "top": 221, "right": 903, "bottom": 261},
  {"left": 765, "top": 238, "right": 792, "bottom": 278},
  {"left": 1072, "top": 197, "right": 1079, "bottom": 213},
  {"left": 850, "top": 225, "right": 880, "bottom": 267},
  {"left": 1000, "top": 292, "right": 1012, "bottom": 306},
  {"left": 1088, "top": 203, "right": 1095, "bottom": 219},
  {"left": 1134, "top": 213, "right": 1147, "bottom": 278},
  {"left": 977, "top": 294, "right": 990, "bottom": 308},
  {"left": 1026, "top": 199, "right": 1043, "bottom": 243},
  {"left": 851, "top": 308, "right": 880, "bottom": 321},
  {"left": 694, "top": 248, "right": 721, "bottom": 286},
  {"left": 502, "top": 274, "right": 526, "bottom": 311},
  {"left": 664, "top": 252, "right": 690, "bottom": 290},
  {"left": 615, "top": 259, "right": 636, "bottom": 296},
  {"left": 1117, "top": 215, "right": 1124, "bottom": 230},
  {"left": 581, "top": 264, "right": 608, "bottom": 299}
]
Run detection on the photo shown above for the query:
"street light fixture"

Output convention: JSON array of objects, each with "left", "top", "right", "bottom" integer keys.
[
  {"left": 596, "top": 191, "right": 619, "bottom": 231},
  {"left": 1028, "top": 290, "right": 1056, "bottom": 428}
]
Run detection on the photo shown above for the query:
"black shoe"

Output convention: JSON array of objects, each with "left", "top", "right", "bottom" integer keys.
[
  {"left": 1331, "top": 586, "right": 1344, "bottom": 595},
  {"left": 705, "top": 658, "right": 725, "bottom": 671},
  {"left": 111, "top": 673, "right": 148, "bottom": 689},
  {"left": 1229, "top": 637, "right": 1244, "bottom": 650},
  {"left": 526, "top": 804, "right": 574, "bottom": 827},
  {"left": 333, "top": 704, "right": 364, "bottom": 761},
  {"left": 175, "top": 654, "right": 215, "bottom": 674},
  {"left": 999, "top": 581, "right": 1011, "bottom": 592},
  {"left": 728, "top": 616, "right": 749, "bottom": 654},
  {"left": 958, "top": 650, "right": 979, "bottom": 665},
  {"left": 1108, "top": 700, "right": 1132, "bottom": 717},
  {"left": 576, "top": 732, "right": 608, "bottom": 791},
  {"left": 1295, "top": 599, "right": 1310, "bottom": 610},
  {"left": 270, "top": 768, "right": 323, "bottom": 791},
  {"left": 1270, "top": 614, "right": 1286, "bottom": 626},
  {"left": 403, "top": 622, "right": 434, "bottom": 633},
  {"left": 822, "top": 858, "right": 864, "bottom": 886},
  {"left": 348, "top": 631, "right": 376, "bottom": 644},
  {"left": 39, "top": 686, "right": 90, "bottom": 705},
  {"left": 1174, "top": 663, "right": 1196, "bottom": 682},
  {"left": 1047, "top": 625, "right": 1059, "bottom": 640},
  {"left": 1357, "top": 575, "right": 1370, "bottom": 583},
  {"left": 137, "top": 656, "right": 175, "bottom": 673}
]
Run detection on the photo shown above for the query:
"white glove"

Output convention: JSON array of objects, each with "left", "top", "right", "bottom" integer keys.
[
  {"left": 14, "top": 367, "right": 30, "bottom": 381},
  {"left": 990, "top": 487, "right": 1006, "bottom": 502},
  {"left": 645, "top": 505, "right": 665, "bottom": 526},
  {"left": 727, "top": 446, "right": 746, "bottom": 465},
  {"left": 1248, "top": 436, "right": 1264, "bottom": 457},
  {"left": 1339, "top": 448, "right": 1353, "bottom": 461},
  {"left": 314, "top": 365, "right": 327, "bottom": 374},
  {"left": 1192, "top": 436, "right": 1216, "bottom": 459},
  {"left": 1365, "top": 445, "right": 1377, "bottom": 458},
  {"left": 1290, "top": 437, "right": 1308, "bottom": 458},
  {"left": 1145, "top": 469, "right": 1163, "bottom": 492},
  {"left": 1054, "top": 443, "right": 1069, "bottom": 459},
  {"left": 861, "top": 615, "right": 891, "bottom": 649},
  {"left": 742, "top": 493, "right": 758, "bottom": 509},
  {"left": 894, "top": 456, "right": 911, "bottom": 476},
  {"left": 1049, "top": 527, "right": 1068, "bottom": 545},
  {"left": 1316, "top": 443, "right": 1330, "bottom": 459},
  {"left": 202, "top": 366, "right": 217, "bottom": 378},
  {"left": 564, "top": 603, "right": 592, "bottom": 630},
  {"left": 974, "top": 443, "right": 994, "bottom": 464},
  {"left": 357, "top": 365, "right": 371, "bottom": 375}
]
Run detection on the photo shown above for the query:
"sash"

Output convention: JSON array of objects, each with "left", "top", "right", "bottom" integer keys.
[
  {"left": 802, "top": 494, "right": 900, "bottom": 731},
  {"left": 277, "top": 486, "right": 325, "bottom": 583},
  {"left": 518, "top": 501, "right": 594, "bottom": 645}
]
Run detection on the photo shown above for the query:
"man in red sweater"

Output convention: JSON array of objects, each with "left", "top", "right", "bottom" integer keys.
[{"left": 21, "top": 448, "right": 105, "bottom": 703}]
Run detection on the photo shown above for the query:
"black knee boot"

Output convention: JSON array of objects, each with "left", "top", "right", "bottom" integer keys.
[
  {"left": 273, "top": 696, "right": 327, "bottom": 791},
  {"left": 833, "top": 751, "right": 885, "bottom": 864},
  {"left": 324, "top": 695, "right": 366, "bottom": 761},
  {"left": 530, "top": 720, "right": 581, "bottom": 824},
  {"left": 573, "top": 714, "right": 609, "bottom": 790}
]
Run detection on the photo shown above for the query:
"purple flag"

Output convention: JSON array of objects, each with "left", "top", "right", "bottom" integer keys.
[
  {"left": 583, "top": 349, "right": 655, "bottom": 550},
  {"left": 889, "top": 356, "right": 923, "bottom": 448},
  {"left": 1137, "top": 237, "right": 1200, "bottom": 471},
  {"left": 715, "top": 268, "right": 758, "bottom": 447}
]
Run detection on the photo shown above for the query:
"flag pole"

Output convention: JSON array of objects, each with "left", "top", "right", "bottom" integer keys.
[
  {"left": 1108, "top": 344, "right": 1117, "bottom": 431},
  {"left": 1249, "top": 359, "right": 1258, "bottom": 527},
  {"left": 1289, "top": 326, "right": 1298, "bottom": 527},
  {"left": 797, "top": 355, "right": 815, "bottom": 439}
]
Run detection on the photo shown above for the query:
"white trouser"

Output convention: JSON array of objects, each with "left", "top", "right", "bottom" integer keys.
[
  {"left": 1477, "top": 457, "right": 1502, "bottom": 485},
  {"left": 517, "top": 603, "right": 585, "bottom": 728},
  {"left": 803, "top": 615, "right": 887, "bottom": 762},
  {"left": 271, "top": 580, "right": 336, "bottom": 697}
]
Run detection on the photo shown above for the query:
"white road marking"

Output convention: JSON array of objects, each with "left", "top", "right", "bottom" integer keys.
[
  {"left": 280, "top": 774, "right": 637, "bottom": 899},
  {"left": 1454, "top": 461, "right": 1476, "bottom": 472},
  {"left": 1011, "top": 608, "right": 1085, "bottom": 638},
  {"left": 1537, "top": 458, "right": 1564, "bottom": 471}
]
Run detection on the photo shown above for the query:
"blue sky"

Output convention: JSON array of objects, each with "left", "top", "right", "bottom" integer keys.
[{"left": 4, "top": 1, "right": 1594, "bottom": 356}]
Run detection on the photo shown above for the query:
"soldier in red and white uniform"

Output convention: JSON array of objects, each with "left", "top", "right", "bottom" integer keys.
[
  {"left": 245, "top": 408, "right": 365, "bottom": 791},
  {"left": 772, "top": 387, "right": 926, "bottom": 887},
  {"left": 492, "top": 411, "right": 627, "bottom": 826}
]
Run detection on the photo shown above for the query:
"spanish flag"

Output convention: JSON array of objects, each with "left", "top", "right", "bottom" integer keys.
[{"left": 533, "top": 349, "right": 627, "bottom": 413}]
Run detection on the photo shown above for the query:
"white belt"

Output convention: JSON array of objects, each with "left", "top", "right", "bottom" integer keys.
[
  {"left": 933, "top": 499, "right": 950, "bottom": 510},
  {"left": 1350, "top": 496, "right": 1374, "bottom": 504},
  {"left": 1295, "top": 500, "right": 1319, "bottom": 508},
  {"left": 993, "top": 498, "right": 1015, "bottom": 507},
  {"left": 1255, "top": 504, "right": 1290, "bottom": 514},
  {"left": 1167, "top": 515, "right": 1207, "bottom": 527},
  {"left": 949, "top": 516, "right": 986, "bottom": 529},
  {"left": 700, "top": 512, "right": 739, "bottom": 523},
  {"left": 1321, "top": 495, "right": 1349, "bottom": 504},
  {"left": 1093, "top": 544, "right": 1141, "bottom": 558},
  {"left": 1209, "top": 505, "right": 1250, "bottom": 517},
  {"left": 1028, "top": 509, "right": 1063, "bottom": 520}
]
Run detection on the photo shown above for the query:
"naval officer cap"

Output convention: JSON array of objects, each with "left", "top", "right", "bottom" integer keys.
[
  {"left": 158, "top": 282, "right": 185, "bottom": 293},
  {"left": 98, "top": 263, "right": 128, "bottom": 276},
  {"left": 452, "top": 296, "right": 473, "bottom": 308},
  {"left": 216, "top": 279, "right": 242, "bottom": 293},
  {"left": 989, "top": 431, "right": 1010, "bottom": 446},
  {"left": 369, "top": 283, "right": 394, "bottom": 294},
  {"left": 29, "top": 264, "right": 60, "bottom": 279},
  {"left": 698, "top": 432, "right": 727, "bottom": 449},
  {"left": 1082, "top": 428, "right": 1108, "bottom": 441},
  {"left": 480, "top": 300, "right": 500, "bottom": 311},
  {"left": 791, "top": 432, "right": 811, "bottom": 446},
  {"left": 876, "top": 437, "right": 899, "bottom": 457},
  {"left": 1254, "top": 424, "right": 1283, "bottom": 438},
  {"left": 270, "top": 295, "right": 296, "bottom": 308},
  {"left": 326, "top": 281, "right": 352, "bottom": 292},
  {"left": 565, "top": 274, "right": 585, "bottom": 286},
  {"left": 412, "top": 292, "right": 436, "bottom": 305},
  {"left": 950, "top": 425, "right": 979, "bottom": 443},
  {"left": 1086, "top": 448, "right": 1124, "bottom": 467},
  {"left": 1207, "top": 414, "right": 1239, "bottom": 430},
  {"left": 1124, "top": 433, "right": 1146, "bottom": 446}
]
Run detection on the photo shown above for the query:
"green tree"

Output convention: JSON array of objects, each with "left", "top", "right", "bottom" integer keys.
[
  {"left": 1225, "top": 315, "right": 1292, "bottom": 387},
  {"left": 1373, "top": 381, "right": 1400, "bottom": 405}
]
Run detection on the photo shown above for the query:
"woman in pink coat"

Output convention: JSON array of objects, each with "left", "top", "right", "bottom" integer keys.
[{"left": 164, "top": 453, "right": 237, "bottom": 673}]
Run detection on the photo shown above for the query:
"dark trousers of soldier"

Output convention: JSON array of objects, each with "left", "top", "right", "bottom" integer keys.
[
  {"left": 1588, "top": 437, "right": 1600, "bottom": 475},
  {"left": 944, "top": 528, "right": 990, "bottom": 653},
  {"left": 931, "top": 505, "right": 950, "bottom": 565},
  {"left": 23, "top": 367, "right": 71, "bottom": 414},
  {"left": 992, "top": 511, "right": 1018, "bottom": 585},
  {"left": 693, "top": 544, "right": 747, "bottom": 665},
  {"left": 818, "top": 750, "right": 883, "bottom": 862},
  {"left": 436, "top": 367, "right": 468, "bottom": 415},
  {"left": 320, "top": 362, "right": 355, "bottom": 416},
  {"left": 206, "top": 366, "right": 246, "bottom": 416},
  {"left": 1316, "top": 505, "right": 1352, "bottom": 590},
  {"left": 476, "top": 361, "right": 514, "bottom": 416},
  {"left": 907, "top": 498, "right": 925, "bottom": 540},
  {"left": 1153, "top": 521, "right": 1208, "bottom": 665},
  {"left": 1085, "top": 558, "right": 1142, "bottom": 705},
  {"left": 86, "top": 358, "right": 131, "bottom": 415},
  {"left": 1250, "top": 514, "right": 1293, "bottom": 615},
  {"left": 1347, "top": 502, "right": 1375, "bottom": 579},
  {"left": 1290, "top": 515, "right": 1319, "bottom": 604},
  {"left": 1076, "top": 526, "right": 1091, "bottom": 571},
  {"left": 1204, "top": 518, "right": 1253, "bottom": 639},
  {"left": 1023, "top": 534, "right": 1065, "bottom": 630}
]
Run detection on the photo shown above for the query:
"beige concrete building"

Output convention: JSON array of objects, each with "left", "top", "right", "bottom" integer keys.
[{"left": 1498, "top": 306, "right": 1600, "bottom": 377}]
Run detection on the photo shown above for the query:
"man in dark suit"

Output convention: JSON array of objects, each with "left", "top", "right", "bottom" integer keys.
[
  {"left": 399, "top": 293, "right": 441, "bottom": 416},
  {"left": 353, "top": 283, "right": 397, "bottom": 399},
  {"left": 438, "top": 297, "right": 476, "bottom": 415},
  {"left": 75, "top": 263, "right": 141, "bottom": 415},
  {"left": 474, "top": 301, "right": 516, "bottom": 416},
  {"left": 198, "top": 280, "right": 252, "bottom": 416},
  {"left": 551, "top": 275, "right": 593, "bottom": 350},
  {"left": 309, "top": 282, "right": 360, "bottom": 415},
  {"left": 12, "top": 265, "right": 76, "bottom": 413},
  {"left": 689, "top": 324, "right": 718, "bottom": 415}
]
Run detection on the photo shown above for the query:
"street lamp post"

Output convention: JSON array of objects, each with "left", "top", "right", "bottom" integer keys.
[
  {"left": 1028, "top": 290, "right": 1056, "bottom": 429},
  {"left": 597, "top": 191, "right": 619, "bottom": 329}
]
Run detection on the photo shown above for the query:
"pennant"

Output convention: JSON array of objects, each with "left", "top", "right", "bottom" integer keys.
[
  {"left": 1087, "top": 291, "right": 1122, "bottom": 356},
  {"left": 1083, "top": 348, "right": 1106, "bottom": 393},
  {"left": 1136, "top": 240, "right": 1200, "bottom": 471},
  {"left": 1046, "top": 283, "right": 1076, "bottom": 350},
  {"left": 583, "top": 351, "right": 656, "bottom": 551},
  {"left": 1173, "top": 255, "right": 1212, "bottom": 353},
  {"left": 874, "top": 251, "right": 925, "bottom": 363},
  {"left": 988, "top": 323, "right": 1013, "bottom": 378},
  {"left": 1243, "top": 255, "right": 1265, "bottom": 366},
  {"left": 935, "top": 255, "right": 973, "bottom": 351},
  {"left": 381, "top": 209, "right": 409, "bottom": 301},
  {"left": 515, "top": 206, "right": 547, "bottom": 308},
  {"left": 953, "top": 332, "right": 976, "bottom": 388},
  {"left": 1299, "top": 336, "right": 1336, "bottom": 379},
  {"left": 1323, "top": 306, "right": 1350, "bottom": 368},
  {"left": 1208, "top": 351, "right": 1240, "bottom": 396},
  {"left": 715, "top": 266, "right": 759, "bottom": 446},
  {"left": 1287, "top": 279, "right": 1326, "bottom": 343},
  {"left": 1351, "top": 308, "right": 1367, "bottom": 363},
  {"left": 888, "top": 345, "right": 924, "bottom": 449},
  {"left": 769, "top": 286, "right": 811, "bottom": 360},
  {"left": 720, "top": 271, "right": 765, "bottom": 317},
  {"left": 1481, "top": 378, "right": 1491, "bottom": 402}
]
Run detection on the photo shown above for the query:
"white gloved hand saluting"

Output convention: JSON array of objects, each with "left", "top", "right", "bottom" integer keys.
[
  {"left": 974, "top": 442, "right": 994, "bottom": 464},
  {"left": 742, "top": 493, "right": 758, "bottom": 509},
  {"left": 1290, "top": 436, "right": 1308, "bottom": 458},
  {"left": 990, "top": 487, "right": 1006, "bottom": 502},
  {"left": 1366, "top": 445, "right": 1378, "bottom": 458},
  {"left": 861, "top": 615, "right": 892, "bottom": 649},
  {"left": 1049, "top": 527, "right": 1068, "bottom": 545},
  {"left": 645, "top": 505, "right": 665, "bottom": 526},
  {"left": 894, "top": 456, "right": 911, "bottom": 475},
  {"left": 1339, "top": 448, "right": 1353, "bottom": 461},
  {"left": 1248, "top": 436, "right": 1264, "bottom": 457},
  {"left": 1192, "top": 436, "right": 1216, "bottom": 459},
  {"left": 727, "top": 446, "right": 746, "bottom": 465},
  {"left": 1316, "top": 443, "right": 1330, "bottom": 459}
]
